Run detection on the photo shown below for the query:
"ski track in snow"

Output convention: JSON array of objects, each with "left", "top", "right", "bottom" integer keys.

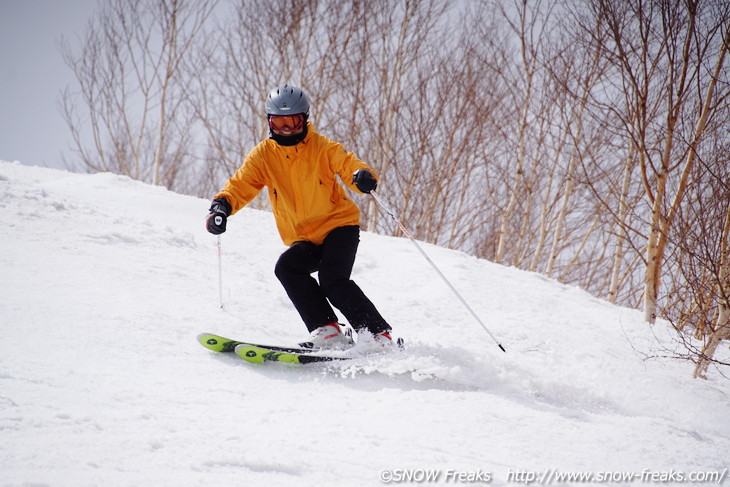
[{"left": 1, "top": 160, "right": 729, "bottom": 487}]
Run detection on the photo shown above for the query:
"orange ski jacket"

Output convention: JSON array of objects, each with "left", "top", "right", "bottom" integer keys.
[{"left": 215, "top": 123, "right": 375, "bottom": 246}]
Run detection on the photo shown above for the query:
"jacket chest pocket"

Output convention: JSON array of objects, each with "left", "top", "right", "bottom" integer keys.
[{"left": 318, "top": 174, "right": 346, "bottom": 205}]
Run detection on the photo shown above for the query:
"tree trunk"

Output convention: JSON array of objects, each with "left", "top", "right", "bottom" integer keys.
[
  {"left": 694, "top": 203, "right": 730, "bottom": 378},
  {"left": 644, "top": 17, "right": 727, "bottom": 323},
  {"left": 153, "top": 0, "right": 179, "bottom": 186},
  {"left": 608, "top": 143, "right": 636, "bottom": 303}
]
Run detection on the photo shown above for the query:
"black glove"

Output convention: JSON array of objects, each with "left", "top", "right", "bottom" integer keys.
[
  {"left": 206, "top": 197, "right": 232, "bottom": 235},
  {"left": 353, "top": 169, "right": 378, "bottom": 193}
]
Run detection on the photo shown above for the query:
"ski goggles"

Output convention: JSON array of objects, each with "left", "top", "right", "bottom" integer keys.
[{"left": 269, "top": 114, "right": 305, "bottom": 134}]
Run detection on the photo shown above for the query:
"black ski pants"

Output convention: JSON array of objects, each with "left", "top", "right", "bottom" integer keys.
[{"left": 274, "top": 225, "right": 390, "bottom": 334}]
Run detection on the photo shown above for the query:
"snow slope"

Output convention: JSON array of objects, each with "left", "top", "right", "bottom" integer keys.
[{"left": 1, "top": 160, "right": 728, "bottom": 487}]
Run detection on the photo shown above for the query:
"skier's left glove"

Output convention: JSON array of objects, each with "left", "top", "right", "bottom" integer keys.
[
  {"left": 353, "top": 169, "right": 377, "bottom": 193},
  {"left": 206, "top": 197, "right": 232, "bottom": 235}
]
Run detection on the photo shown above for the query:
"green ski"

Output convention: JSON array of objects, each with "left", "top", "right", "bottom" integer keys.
[
  {"left": 234, "top": 344, "right": 351, "bottom": 364},
  {"left": 198, "top": 333, "right": 321, "bottom": 353}
]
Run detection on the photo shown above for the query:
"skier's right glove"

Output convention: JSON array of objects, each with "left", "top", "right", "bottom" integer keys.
[{"left": 206, "top": 197, "right": 232, "bottom": 235}]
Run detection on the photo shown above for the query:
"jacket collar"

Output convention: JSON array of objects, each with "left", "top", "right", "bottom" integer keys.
[{"left": 270, "top": 121, "right": 315, "bottom": 146}]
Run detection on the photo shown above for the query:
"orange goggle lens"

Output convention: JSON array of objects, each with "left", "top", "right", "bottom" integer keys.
[{"left": 269, "top": 114, "right": 304, "bottom": 132}]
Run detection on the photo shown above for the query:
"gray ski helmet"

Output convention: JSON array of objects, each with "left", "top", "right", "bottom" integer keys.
[{"left": 265, "top": 85, "right": 310, "bottom": 116}]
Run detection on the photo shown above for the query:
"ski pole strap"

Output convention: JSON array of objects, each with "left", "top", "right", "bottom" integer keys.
[{"left": 369, "top": 191, "right": 506, "bottom": 353}]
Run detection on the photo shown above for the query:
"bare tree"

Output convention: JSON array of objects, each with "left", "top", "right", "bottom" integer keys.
[
  {"left": 661, "top": 135, "right": 730, "bottom": 377},
  {"left": 577, "top": 0, "right": 730, "bottom": 323},
  {"left": 493, "top": 0, "right": 548, "bottom": 264},
  {"left": 60, "top": 0, "right": 216, "bottom": 191},
  {"left": 542, "top": 13, "right": 607, "bottom": 278},
  {"left": 331, "top": 0, "right": 451, "bottom": 233},
  {"left": 56, "top": 0, "right": 730, "bottom": 377},
  {"left": 693, "top": 201, "right": 730, "bottom": 378}
]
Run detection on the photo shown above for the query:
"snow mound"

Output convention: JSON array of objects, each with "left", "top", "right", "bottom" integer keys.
[{"left": 1, "top": 160, "right": 729, "bottom": 486}]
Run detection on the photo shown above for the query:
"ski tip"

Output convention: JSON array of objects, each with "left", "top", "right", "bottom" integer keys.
[
  {"left": 498, "top": 343, "right": 506, "bottom": 353},
  {"left": 197, "top": 332, "right": 221, "bottom": 350},
  {"left": 197, "top": 332, "right": 221, "bottom": 345},
  {"left": 235, "top": 344, "right": 267, "bottom": 364},
  {"left": 197, "top": 333, "right": 241, "bottom": 353}
]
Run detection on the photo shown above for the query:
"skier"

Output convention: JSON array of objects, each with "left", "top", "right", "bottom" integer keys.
[{"left": 205, "top": 84, "right": 394, "bottom": 350}]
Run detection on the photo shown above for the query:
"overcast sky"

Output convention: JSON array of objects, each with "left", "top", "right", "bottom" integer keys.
[
  {"left": 1, "top": 0, "right": 98, "bottom": 169},
  {"left": 0, "top": 1, "right": 470, "bottom": 172}
]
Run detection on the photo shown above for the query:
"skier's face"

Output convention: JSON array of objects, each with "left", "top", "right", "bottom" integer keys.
[{"left": 269, "top": 114, "right": 305, "bottom": 135}]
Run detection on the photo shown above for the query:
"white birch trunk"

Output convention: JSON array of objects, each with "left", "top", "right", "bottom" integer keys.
[
  {"left": 153, "top": 0, "right": 178, "bottom": 186},
  {"left": 694, "top": 204, "right": 730, "bottom": 378},
  {"left": 608, "top": 144, "right": 636, "bottom": 303},
  {"left": 644, "top": 23, "right": 727, "bottom": 324}
]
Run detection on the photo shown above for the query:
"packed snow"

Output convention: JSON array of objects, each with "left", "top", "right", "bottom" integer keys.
[{"left": 1, "top": 160, "right": 728, "bottom": 487}]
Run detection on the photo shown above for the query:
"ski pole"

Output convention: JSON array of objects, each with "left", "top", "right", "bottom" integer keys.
[
  {"left": 217, "top": 235, "right": 224, "bottom": 309},
  {"left": 369, "top": 191, "right": 506, "bottom": 353}
]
